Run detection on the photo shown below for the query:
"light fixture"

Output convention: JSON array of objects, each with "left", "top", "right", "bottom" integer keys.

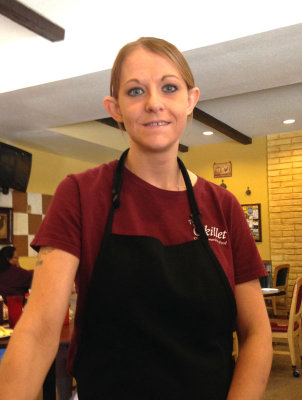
[
  {"left": 220, "top": 180, "right": 227, "bottom": 189},
  {"left": 246, "top": 186, "right": 251, "bottom": 196},
  {"left": 202, "top": 131, "right": 213, "bottom": 136},
  {"left": 283, "top": 119, "right": 295, "bottom": 124}
]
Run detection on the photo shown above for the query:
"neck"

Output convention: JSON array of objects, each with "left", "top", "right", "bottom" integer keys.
[{"left": 125, "top": 146, "right": 186, "bottom": 191}]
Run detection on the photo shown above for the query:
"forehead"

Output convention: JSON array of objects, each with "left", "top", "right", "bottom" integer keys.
[{"left": 119, "top": 47, "right": 183, "bottom": 83}]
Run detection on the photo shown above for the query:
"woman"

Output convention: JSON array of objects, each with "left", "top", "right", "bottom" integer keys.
[
  {"left": 0, "top": 37, "right": 272, "bottom": 399},
  {"left": 0, "top": 246, "right": 33, "bottom": 302}
]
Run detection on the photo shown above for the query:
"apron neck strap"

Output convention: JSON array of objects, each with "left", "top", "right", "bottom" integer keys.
[
  {"left": 107, "top": 148, "right": 208, "bottom": 241},
  {"left": 177, "top": 157, "right": 200, "bottom": 218},
  {"left": 103, "top": 149, "right": 129, "bottom": 237},
  {"left": 112, "top": 148, "right": 129, "bottom": 209},
  {"left": 177, "top": 157, "right": 208, "bottom": 241}
]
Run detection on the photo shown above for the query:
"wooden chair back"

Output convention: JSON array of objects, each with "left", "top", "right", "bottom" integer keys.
[
  {"left": 274, "top": 264, "right": 290, "bottom": 292},
  {"left": 270, "top": 276, "right": 302, "bottom": 377},
  {"left": 289, "top": 277, "right": 302, "bottom": 333},
  {"left": 265, "top": 264, "right": 290, "bottom": 316}
]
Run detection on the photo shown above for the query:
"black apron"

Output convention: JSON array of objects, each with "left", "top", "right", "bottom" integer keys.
[{"left": 74, "top": 149, "right": 237, "bottom": 399}]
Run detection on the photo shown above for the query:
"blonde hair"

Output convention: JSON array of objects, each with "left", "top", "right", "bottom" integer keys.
[{"left": 110, "top": 37, "right": 195, "bottom": 99}]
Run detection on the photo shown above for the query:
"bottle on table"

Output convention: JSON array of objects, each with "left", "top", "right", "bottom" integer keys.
[
  {"left": 0, "top": 295, "right": 9, "bottom": 325},
  {"left": 0, "top": 295, "right": 3, "bottom": 324}
]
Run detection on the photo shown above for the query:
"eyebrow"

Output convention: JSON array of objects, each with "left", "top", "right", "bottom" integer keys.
[{"left": 124, "top": 75, "right": 181, "bottom": 85}]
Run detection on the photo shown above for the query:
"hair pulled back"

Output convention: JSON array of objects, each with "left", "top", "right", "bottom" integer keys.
[
  {"left": 110, "top": 37, "right": 195, "bottom": 99},
  {"left": 0, "top": 246, "right": 15, "bottom": 272}
]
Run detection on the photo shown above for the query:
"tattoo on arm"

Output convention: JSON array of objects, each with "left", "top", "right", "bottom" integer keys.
[{"left": 36, "top": 247, "right": 55, "bottom": 267}]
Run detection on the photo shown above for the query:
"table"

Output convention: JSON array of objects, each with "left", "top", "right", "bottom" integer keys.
[
  {"left": 261, "top": 288, "right": 280, "bottom": 295},
  {"left": 0, "top": 321, "right": 74, "bottom": 400}
]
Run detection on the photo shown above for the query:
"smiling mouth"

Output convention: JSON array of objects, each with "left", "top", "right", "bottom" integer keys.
[{"left": 144, "top": 121, "right": 170, "bottom": 127}]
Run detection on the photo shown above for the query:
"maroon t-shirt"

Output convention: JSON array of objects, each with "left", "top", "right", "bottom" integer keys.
[
  {"left": 31, "top": 159, "right": 266, "bottom": 371},
  {"left": 0, "top": 265, "right": 33, "bottom": 301}
]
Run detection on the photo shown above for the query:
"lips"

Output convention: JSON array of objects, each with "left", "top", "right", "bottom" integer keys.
[{"left": 144, "top": 121, "right": 170, "bottom": 127}]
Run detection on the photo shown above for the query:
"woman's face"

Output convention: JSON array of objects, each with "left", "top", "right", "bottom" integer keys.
[
  {"left": 8, "top": 250, "right": 19, "bottom": 266},
  {"left": 108, "top": 47, "right": 199, "bottom": 154}
]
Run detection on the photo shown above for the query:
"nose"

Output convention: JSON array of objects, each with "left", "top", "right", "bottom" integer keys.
[{"left": 145, "top": 89, "right": 164, "bottom": 113}]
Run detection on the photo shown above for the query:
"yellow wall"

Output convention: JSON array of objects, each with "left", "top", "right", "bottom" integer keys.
[{"left": 182, "top": 136, "right": 270, "bottom": 259}]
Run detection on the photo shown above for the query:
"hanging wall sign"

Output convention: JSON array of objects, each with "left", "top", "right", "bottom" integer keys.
[{"left": 213, "top": 161, "right": 232, "bottom": 178}]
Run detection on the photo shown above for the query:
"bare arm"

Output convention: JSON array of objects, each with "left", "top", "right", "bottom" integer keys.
[
  {"left": 227, "top": 279, "right": 273, "bottom": 400},
  {"left": 0, "top": 247, "right": 79, "bottom": 400}
]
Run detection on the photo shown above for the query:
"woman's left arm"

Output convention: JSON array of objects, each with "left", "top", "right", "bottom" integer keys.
[{"left": 227, "top": 279, "right": 273, "bottom": 400}]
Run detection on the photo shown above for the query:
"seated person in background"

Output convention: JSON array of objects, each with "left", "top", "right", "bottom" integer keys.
[{"left": 0, "top": 246, "right": 33, "bottom": 302}]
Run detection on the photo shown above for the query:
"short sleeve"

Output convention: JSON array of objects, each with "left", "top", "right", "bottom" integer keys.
[
  {"left": 228, "top": 197, "right": 267, "bottom": 285},
  {"left": 31, "top": 175, "right": 81, "bottom": 259}
]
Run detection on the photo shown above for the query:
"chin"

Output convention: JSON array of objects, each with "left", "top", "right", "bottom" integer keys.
[
  {"left": 143, "top": 142, "right": 179, "bottom": 154},
  {"left": 129, "top": 134, "right": 181, "bottom": 153}
]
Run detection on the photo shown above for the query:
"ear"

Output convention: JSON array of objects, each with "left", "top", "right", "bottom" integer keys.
[
  {"left": 103, "top": 96, "right": 124, "bottom": 122},
  {"left": 186, "top": 87, "right": 200, "bottom": 116}
]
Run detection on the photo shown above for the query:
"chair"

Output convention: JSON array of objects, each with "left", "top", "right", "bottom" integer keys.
[
  {"left": 265, "top": 264, "right": 290, "bottom": 316},
  {"left": 260, "top": 260, "right": 272, "bottom": 288},
  {"left": 270, "top": 276, "right": 302, "bottom": 377}
]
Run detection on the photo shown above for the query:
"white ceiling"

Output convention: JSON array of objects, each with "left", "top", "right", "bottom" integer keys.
[{"left": 0, "top": 1, "right": 302, "bottom": 163}]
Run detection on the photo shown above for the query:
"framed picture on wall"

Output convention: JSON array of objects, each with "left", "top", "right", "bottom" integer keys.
[
  {"left": 241, "top": 203, "right": 262, "bottom": 242},
  {"left": 213, "top": 161, "right": 232, "bottom": 178},
  {"left": 0, "top": 207, "right": 13, "bottom": 245}
]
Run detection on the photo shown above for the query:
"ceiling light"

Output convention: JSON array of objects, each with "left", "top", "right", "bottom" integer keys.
[
  {"left": 283, "top": 119, "right": 295, "bottom": 124},
  {"left": 203, "top": 131, "right": 213, "bottom": 136}
]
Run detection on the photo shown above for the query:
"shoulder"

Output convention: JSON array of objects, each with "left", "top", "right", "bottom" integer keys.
[
  {"left": 1, "top": 264, "right": 31, "bottom": 277},
  {"left": 62, "top": 159, "right": 118, "bottom": 190},
  {"left": 50, "top": 159, "right": 119, "bottom": 205},
  {"left": 194, "top": 176, "right": 247, "bottom": 238},
  {"left": 195, "top": 176, "right": 241, "bottom": 210},
  {"left": 36, "top": 158, "right": 119, "bottom": 237}
]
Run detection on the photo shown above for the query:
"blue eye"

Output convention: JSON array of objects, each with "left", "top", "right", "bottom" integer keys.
[
  {"left": 128, "top": 87, "right": 144, "bottom": 96},
  {"left": 163, "top": 84, "right": 177, "bottom": 93}
]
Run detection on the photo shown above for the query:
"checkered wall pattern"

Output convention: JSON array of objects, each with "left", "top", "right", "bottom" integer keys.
[{"left": 0, "top": 190, "right": 53, "bottom": 256}]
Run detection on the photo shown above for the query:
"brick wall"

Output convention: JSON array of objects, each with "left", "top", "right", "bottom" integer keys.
[{"left": 267, "top": 132, "right": 302, "bottom": 307}]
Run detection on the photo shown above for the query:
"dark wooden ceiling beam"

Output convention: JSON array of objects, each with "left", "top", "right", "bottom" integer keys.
[
  {"left": 96, "top": 117, "right": 119, "bottom": 129},
  {"left": 193, "top": 107, "right": 252, "bottom": 145},
  {"left": 178, "top": 144, "right": 188, "bottom": 153},
  {"left": 0, "top": 0, "right": 65, "bottom": 42}
]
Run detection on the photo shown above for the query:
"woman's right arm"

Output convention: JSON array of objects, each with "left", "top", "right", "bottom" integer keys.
[{"left": 0, "top": 246, "right": 79, "bottom": 400}]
